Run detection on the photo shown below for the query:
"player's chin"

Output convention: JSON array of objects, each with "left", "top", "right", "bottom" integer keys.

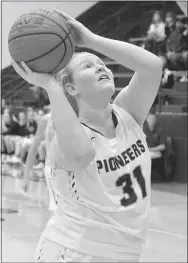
[{"left": 99, "top": 81, "right": 115, "bottom": 92}]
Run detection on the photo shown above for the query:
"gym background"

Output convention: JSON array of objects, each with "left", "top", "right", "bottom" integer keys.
[
  {"left": 1, "top": 2, "right": 187, "bottom": 261},
  {"left": 2, "top": 1, "right": 187, "bottom": 182}
]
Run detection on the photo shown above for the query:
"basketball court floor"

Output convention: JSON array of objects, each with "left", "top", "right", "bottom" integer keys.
[{"left": 1, "top": 166, "right": 187, "bottom": 262}]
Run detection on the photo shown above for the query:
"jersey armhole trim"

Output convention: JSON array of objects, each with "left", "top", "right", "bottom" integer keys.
[
  {"left": 112, "top": 103, "right": 146, "bottom": 138},
  {"left": 81, "top": 123, "right": 104, "bottom": 137}
]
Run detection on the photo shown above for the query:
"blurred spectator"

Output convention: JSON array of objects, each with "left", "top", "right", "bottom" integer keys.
[
  {"left": 2, "top": 110, "right": 19, "bottom": 136},
  {"left": 152, "top": 56, "right": 174, "bottom": 108},
  {"left": 165, "top": 12, "right": 176, "bottom": 38},
  {"left": 145, "top": 11, "right": 166, "bottom": 55},
  {"left": 182, "top": 104, "right": 188, "bottom": 113},
  {"left": 26, "top": 108, "right": 38, "bottom": 136},
  {"left": 166, "top": 17, "right": 187, "bottom": 70},
  {"left": 143, "top": 110, "right": 166, "bottom": 160},
  {"left": 1, "top": 136, "right": 7, "bottom": 162},
  {"left": 43, "top": 104, "right": 51, "bottom": 115},
  {"left": 2, "top": 110, "right": 20, "bottom": 162},
  {"left": 1, "top": 107, "right": 40, "bottom": 164},
  {"left": 2, "top": 99, "right": 6, "bottom": 112},
  {"left": 36, "top": 109, "right": 45, "bottom": 124},
  {"left": 10, "top": 111, "right": 30, "bottom": 163},
  {"left": 144, "top": 109, "right": 175, "bottom": 181},
  {"left": 159, "top": 56, "right": 174, "bottom": 89},
  {"left": 17, "top": 111, "right": 29, "bottom": 136},
  {"left": 3, "top": 107, "right": 18, "bottom": 123},
  {"left": 12, "top": 110, "right": 38, "bottom": 163}
]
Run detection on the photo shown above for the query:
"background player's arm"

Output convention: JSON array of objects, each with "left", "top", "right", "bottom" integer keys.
[
  {"left": 24, "top": 115, "right": 48, "bottom": 184},
  {"left": 89, "top": 36, "right": 162, "bottom": 127}
]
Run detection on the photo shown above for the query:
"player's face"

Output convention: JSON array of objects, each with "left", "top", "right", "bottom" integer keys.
[{"left": 70, "top": 53, "right": 115, "bottom": 108}]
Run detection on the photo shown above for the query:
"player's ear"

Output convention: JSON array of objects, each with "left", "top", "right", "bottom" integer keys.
[{"left": 65, "top": 83, "right": 77, "bottom": 96}]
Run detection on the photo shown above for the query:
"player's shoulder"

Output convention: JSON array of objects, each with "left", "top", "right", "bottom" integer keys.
[
  {"left": 112, "top": 103, "right": 143, "bottom": 129},
  {"left": 112, "top": 103, "right": 132, "bottom": 121}
]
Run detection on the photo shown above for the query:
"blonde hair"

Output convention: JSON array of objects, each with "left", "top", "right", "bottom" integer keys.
[{"left": 54, "top": 52, "right": 92, "bottom": 117}]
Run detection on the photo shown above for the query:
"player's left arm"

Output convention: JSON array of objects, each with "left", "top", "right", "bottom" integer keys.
[
  {"left": 88, "top": 36, "right": 163, "bottom": 127},
  {"left": 113, "top": 71, "right": 161, "bottom": 127},
  {"left": 52, "top": 10, "right": 162, "bottom": 126}
]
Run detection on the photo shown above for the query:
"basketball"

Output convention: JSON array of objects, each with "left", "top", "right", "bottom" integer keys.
[{"left": 8, "top": 9, "right": 75, "bottom": 74}]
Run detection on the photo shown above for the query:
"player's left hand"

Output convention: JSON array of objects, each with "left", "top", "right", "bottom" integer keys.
[
  {"left": 12, "top": 61, "right": 58, "bottom": 89},
  {"left": 54, "top": 9, "right": 96, "bottom": 48}
]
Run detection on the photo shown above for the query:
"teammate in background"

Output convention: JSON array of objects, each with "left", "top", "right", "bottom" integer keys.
[
  {"left": 13, "top": 10, "right": 162, "bottom": 263},
  {"left": 23, "top": 113, "right": 58, "bottom": 211}
]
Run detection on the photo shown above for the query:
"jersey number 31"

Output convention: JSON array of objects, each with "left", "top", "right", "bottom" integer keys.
[{"left": 116, "top": 165, "right": 147, "bottom": 207}]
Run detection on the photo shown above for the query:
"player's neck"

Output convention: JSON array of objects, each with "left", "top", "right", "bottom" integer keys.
[{"left": 79, "top": 102, "right": 113, "bottom": 128}]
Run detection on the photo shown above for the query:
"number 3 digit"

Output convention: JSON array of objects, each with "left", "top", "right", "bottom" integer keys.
[
  {"left": 116, "top": 174, "right": 137, "bottom": 207},
  {"left": 116, "top": 165, "right": 147, "bottom": 207}
]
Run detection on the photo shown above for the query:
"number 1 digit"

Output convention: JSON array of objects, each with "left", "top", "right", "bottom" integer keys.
[{"left": 133, "top": 166, "right": 147, "bottom": 198}]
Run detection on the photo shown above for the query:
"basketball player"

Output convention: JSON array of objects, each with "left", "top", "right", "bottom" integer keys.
[
  {"left": 12, "top": 10, "right": 162, "bottom": 262},
  {"left": 23, "top": 113, "right": 58, "bottom": 211}
]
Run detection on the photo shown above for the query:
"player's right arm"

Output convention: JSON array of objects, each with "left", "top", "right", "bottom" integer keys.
[
  {"left": 12, "top": 62, "right": 95, "bottom": 171},
  {"left": 45, "top": 81, "right": 95, "bottom": 171}
]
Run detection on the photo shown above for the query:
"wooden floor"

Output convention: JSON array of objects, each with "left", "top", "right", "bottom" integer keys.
[{"left": 1, "top": 172, "right": 187, "bottom": 262}]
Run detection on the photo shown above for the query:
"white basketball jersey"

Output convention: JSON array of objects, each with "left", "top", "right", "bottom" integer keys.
[{"left": 43, "top": 104, "right": 151, "bottom": 261}]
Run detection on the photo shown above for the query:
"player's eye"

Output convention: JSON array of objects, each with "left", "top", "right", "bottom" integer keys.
[{"left": 84, "top": 64, "right": 92, "bottom": 69}]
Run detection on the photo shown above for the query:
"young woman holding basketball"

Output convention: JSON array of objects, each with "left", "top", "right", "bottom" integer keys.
[{"left": 12, "top": 10, "right": 162, "bottom": 263}]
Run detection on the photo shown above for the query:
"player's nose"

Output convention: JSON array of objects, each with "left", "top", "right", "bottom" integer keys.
[{"left": 96, "top": 65, "right": 106, "bottom": 73}]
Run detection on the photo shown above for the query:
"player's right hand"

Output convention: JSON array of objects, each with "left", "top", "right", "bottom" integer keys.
[
  {"left": 12, "top": 61, "right": 59, "bottom": 90},
  {"left": 54, "top": 9, "right": 96, "bottom": 48}
]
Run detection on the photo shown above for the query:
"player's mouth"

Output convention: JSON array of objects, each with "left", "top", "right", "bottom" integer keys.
[{"left": 98, "top": 73, "right": 111, "bottom": 82}]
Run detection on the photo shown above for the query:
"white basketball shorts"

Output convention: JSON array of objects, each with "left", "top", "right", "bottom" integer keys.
[{"left": 36, "top": 236, "right": 139, "bottom": 262}]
